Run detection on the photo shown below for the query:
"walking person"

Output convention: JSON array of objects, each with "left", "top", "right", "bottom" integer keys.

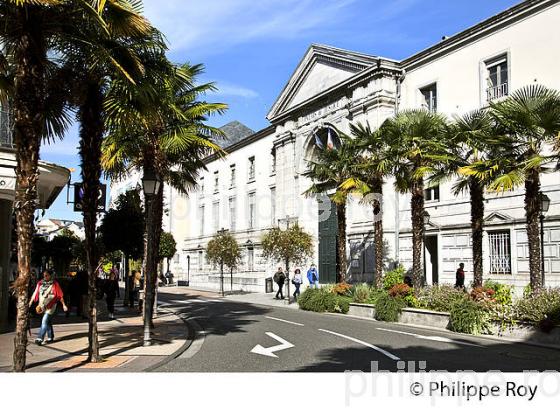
[
  {"left": 292, "top": 268, "right": 303, "bottom": 301},
  {"left": 105, "top": 270, "right": 120, "bottom": 319},
  {"left": 455, "top": 263, "right": 466, "bottom": 290},
  {"left": 28, "top": 270, "right": 68, "bottom": 345},
  {"left": 307, "top": 263, "right": 319, "bottom": 289},
  {"left": 273, "top": 267, "right": 286, "bottom": 299}
]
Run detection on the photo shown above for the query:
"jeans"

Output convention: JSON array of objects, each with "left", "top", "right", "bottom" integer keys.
[
  {"left": 293, "top": 283, "right": 301, "bottom": 299},
  {"left": 275, "top": 284, "right": 284, "bottom": 299},
  {"left": 38, "top": 312, "right": 54, "bottom": 341},
  {"left": 310, "top": 281, "right": 319, "bottom": 289}
]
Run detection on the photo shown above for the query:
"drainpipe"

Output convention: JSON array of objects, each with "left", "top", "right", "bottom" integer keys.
[{"left": 394, "top": 69, "right": 406, "bottom": 267}]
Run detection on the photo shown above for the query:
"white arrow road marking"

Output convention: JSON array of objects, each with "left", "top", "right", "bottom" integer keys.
[
  {"left": 319, "top": 329, "right": 401, "bottom": 361},
  {"left": 265, "top": 316, "right": 305, "bottom": 326},
  {"left": 251, "top": 332, "right": 295, "bottom": 358},
  {"left": 375, "top": 328, "right": 486, "bottom": 348}
]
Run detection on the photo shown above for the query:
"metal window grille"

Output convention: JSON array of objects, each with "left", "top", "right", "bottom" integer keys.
[
  {"left": 489, "top": 231, "right": 511, "bottom": 274},
  {"left": 229, "top": 197, "right": 236, "bottom": 231},
  {"left": 199, "top": 206, "right": 205, "bottom": 236},
  {"left": 248, "top": 193, "right": 256, "bottom": 229},
  {"left": 486, "top": 57, "right": 508, "bottom": 101},
  {"left": 248, "top": 157, "right": 255, "bottom": 180},
  {"left": 0, "top": 104, "right": 12, "bottom": 147}
]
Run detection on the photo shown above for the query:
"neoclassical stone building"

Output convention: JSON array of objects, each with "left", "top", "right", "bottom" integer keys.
[{"left": 117, "top": 0, "right": 560, "bottom": 294}]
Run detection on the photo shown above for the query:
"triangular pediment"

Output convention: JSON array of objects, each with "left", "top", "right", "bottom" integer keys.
[
  {"left": 485, "top": 212, "right": 512, "bottom": 223},
  {"left": 267, "top": 44, "right": 378, "bottom": 121}
]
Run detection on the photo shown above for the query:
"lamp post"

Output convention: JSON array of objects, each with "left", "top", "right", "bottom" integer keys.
[
  {"left": 186, "top": 255, "right": 190, "bottom": 286},
  {"left": 539, "top": 193, "right": 550, "bottom": 287},
  {"left": 422, "top": 210, "right": 430, "bottom": 286},
  {"left": 141, "top": 168, "right": 161, "bottom": 347}
]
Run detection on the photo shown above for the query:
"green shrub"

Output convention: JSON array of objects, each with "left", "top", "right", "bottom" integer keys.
[
  {"left": 483, "top": 280, "right": 513, "bottom": 305},
  {"left": 383, "top": 266, "right": 406, "bottom": 290},
  {"left": 404, "top": 294, "right": 420, "bottom": 308},
  {"left": 334, "top": 296, "right": 351, "bottom": 314},
  {"left": 298, "top": 288, "right": 350, "bottom": 314},
  {"left": 515, "top": 288, "right": 560, "bottom": 329},
  {"left": 416, "top": 285, "right": 468, "bottom": 312},
  {"left": 449, "top": 298, "right": 491, "bottom": 335},
  {"left": 367, "top": 288, "right": 388, "bottom": 305},
  {"left": 352, "top": 283, "right": 371, "bottom": 303},
  {"left": 374, "top": 293, "right": 406, "bottom": 322}
]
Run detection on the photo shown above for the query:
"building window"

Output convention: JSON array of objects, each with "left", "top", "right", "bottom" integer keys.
[
  {"left": 247, "top": 247, "right": 254, "bottom": 271},
  {"left": 485, "top": 55, "right": 508, "bottom": 101},
  {"left": 270, "top": 187, "right": 276, "bottom": 226},
  {"left": 230, "top": 164, "right": 236, "bottom": 188},
  {"left": 214, "top": 171, "right": 219, "bottom": 193},
  {"left": 199, "top": 177, "right": 205, "bottom": 197},
  {"left": 271, "top": 149, "right": 276, "bottom": 174},
  {"left": 229, "top": 196, "right": 236, "bottom": 231},
  {"left": 248, "top": 156, "right": 255, "bottom": 181},
  {"left": 420, "top": 83, "right": 437, "bottom": 112},
  {"left": 489, "top": 230, "right": 511, "bottom": 274},
  {"left": 248, "top": 192, "right": 256, "bottom": 229},
  {"left": 199, "top": 206, "right": 205, "bottom": 236},
  {"left": 213, "top": 201, "right": 220, "bottom": 233},
  {"left": 424, "top": 185, "right": 440, "bottom": 202},
  {"left": 198, "top": 250, "right": 204, "bottom": 271}
]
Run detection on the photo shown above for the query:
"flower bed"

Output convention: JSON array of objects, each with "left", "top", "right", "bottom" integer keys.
[{"left": 301, "top": 266, "right": 560, "bottom": 343}]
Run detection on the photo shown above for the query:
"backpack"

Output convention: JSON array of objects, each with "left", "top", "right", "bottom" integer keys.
[{"left": 273, "top": 272, "right": 280, "bottom": 283}]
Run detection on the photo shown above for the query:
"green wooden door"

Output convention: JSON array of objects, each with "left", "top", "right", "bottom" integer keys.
[{"left": 318, "top": 199, "right": 337, "bottom": 283}]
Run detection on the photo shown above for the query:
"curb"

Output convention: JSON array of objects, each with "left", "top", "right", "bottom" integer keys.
[
  {"left": 144, "top": 307, "right": 195, "bottom": 372},
  {"left": 327, "top": 311, "right": 560, "bottom": 352}
]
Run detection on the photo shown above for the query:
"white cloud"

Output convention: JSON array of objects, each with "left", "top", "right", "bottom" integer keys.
[
  {"left": 142, "top": 0, "right": 357, "bottom": 55},
  {"left": 213, "top": 83, "right": 259, "bottom": 98}
]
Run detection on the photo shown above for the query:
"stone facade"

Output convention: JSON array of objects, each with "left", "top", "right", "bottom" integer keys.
[{"left": 113, "top": 0, "right": 560, "bottom": 295}]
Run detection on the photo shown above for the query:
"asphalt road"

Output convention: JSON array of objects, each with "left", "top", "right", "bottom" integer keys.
[{"left": 155, "top": 291, "right": 560, "bottom": 373}]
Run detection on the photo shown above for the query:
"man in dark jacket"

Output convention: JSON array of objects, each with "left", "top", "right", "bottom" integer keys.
[
  {"left": 273, "top": 267, "right": 286, "bottom": 299},
  {"left": 455, "top": 263, "right": 465, "bottom": 289}
]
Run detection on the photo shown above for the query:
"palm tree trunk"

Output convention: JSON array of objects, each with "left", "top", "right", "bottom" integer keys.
[
  {"left": 336, "top": 201, "right": 347, "bottom": 283},
  {"left": 142, "top": 167, "right": 163, "bottom": 345},
  {"left": 410, "top": 179, "right": 425, "bottom": 289},
  {"left": 11, "top": 15, "right": 47, "bottom": 372},
  {"left": 78, "top": 79, "right": 104, "bottom": 362},
  {"left": 525, "top": 169, "right": 542, "bottom": 291},
  {"left": 469, "top": 178, "right": 484, "bottom": 287},
  {"left": 372, "top": 178, "right": 384, "bottom": 288}
]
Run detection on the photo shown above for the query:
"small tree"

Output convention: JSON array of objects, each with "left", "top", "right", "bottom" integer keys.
[
  {"left": 159, "top": 232, "right": 177, "bottom": 277},
  {"left": 206, "top": 231, "right": 242, "bottom": 295},
  {"left": 261, "top": 224, "right": 314, "bottom": 302}
]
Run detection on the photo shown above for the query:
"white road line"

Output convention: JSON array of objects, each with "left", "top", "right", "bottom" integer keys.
[
  {"left": 375, "top": 328, "right": 486, "bottom": 348},
  {"left": 265, "top": 316, "right": 305, "bottom": 327},
  {"left": 318, "top": 329, "right": 401, "bottom": 361}
]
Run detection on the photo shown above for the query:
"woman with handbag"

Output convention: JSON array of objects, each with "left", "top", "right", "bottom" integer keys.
[
  {"left": 292, "top": 268, "right": 303, "bottom": 301},
  {"left": 28, "top": 270, "right": 68, "bottom": 345}
]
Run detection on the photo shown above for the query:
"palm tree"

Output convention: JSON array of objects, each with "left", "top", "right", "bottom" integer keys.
[
  {"left": 102, "top": 59, "right": 226, "bottom": 344},
  {"left": 305, "top": 130, "right": 358, "bottom": 283},
  {"left": 59, "top": 0, "right": 154, "bottom": 363},
  {"left": 431, "top": 110, "right": 500, "bottom": 287},
  {"left": 339, "top": 123, "right": 391, "bottom": 287},
  {"left": 485, "top": 85, "right": 560, "bottom": 291},
  {"left": 381, "top": 110, "right": 449, "bottom": 289},
  {"left": 0, "top": 0, "right": 103, "bottom": 372}
]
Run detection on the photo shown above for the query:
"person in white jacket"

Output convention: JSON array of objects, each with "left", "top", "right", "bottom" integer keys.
[{"left": 292, "top": 269, "right": 303, "bottom": 301}]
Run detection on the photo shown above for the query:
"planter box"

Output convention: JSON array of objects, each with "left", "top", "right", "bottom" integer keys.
[{"left": 348, "top": 303, "right": 560, "bottom": 347}]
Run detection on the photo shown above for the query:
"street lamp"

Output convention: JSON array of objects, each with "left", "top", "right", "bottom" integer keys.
[
  {"left": 423, "top": 210, "right": 431, "bottom": 226},
  {"left": 539, "top": 193, "right": 550, "bottom": 287},
  {"left": 141, "top": 168, "right": 161, "bottom": 347},
  {"left": 142, "top": 168, "right": 161, "bottom": 197},
  {"left": 186, "top": 255, "right": 190, "bottom": 286}
]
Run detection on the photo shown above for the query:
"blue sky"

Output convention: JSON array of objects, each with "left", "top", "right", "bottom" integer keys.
[{"left": 42, "top": 0, "right": 519, "bottom": 221}]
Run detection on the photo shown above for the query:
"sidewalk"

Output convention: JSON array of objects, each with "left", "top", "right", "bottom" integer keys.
[
  {"left": 161, "top": 285, "right": 300, "bottom": 309},
  {"left": 0, "top": 294, "right": 191, "bottom": 372}
]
